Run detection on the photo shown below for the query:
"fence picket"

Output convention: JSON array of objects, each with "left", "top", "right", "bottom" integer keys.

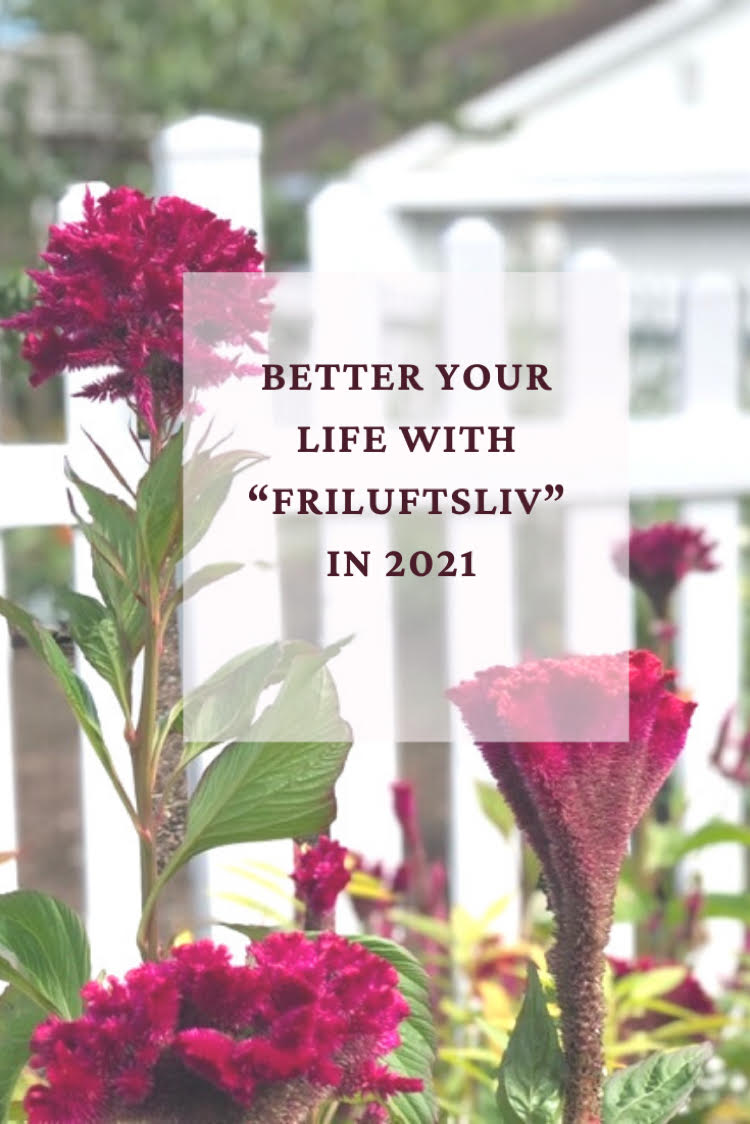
[
  {"left": 54, "top": 182, "right": 146, "bottom": 974},
  {"left": 308, "top": 183, "right": 400, "bottom": 930},
  {"left": 677, "top": 275, "right": 744, "bottom": 990},
  {"left": 440, "top": 217, "right": 521, "bottom": 933},
  {"left": 152, "top": 115, "right": 288, "bottom": 950},
  {"left": 0, "top": 537, "right": 17, "bottom": 895}
]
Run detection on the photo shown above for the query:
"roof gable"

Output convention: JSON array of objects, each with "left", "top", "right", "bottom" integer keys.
[{"left": 352, "top": 0, "right": 750, "bottom": 210}]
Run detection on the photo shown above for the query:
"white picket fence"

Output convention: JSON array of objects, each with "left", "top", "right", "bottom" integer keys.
[{"left": 0, "top": 114, "right": 748, "bottom": 989}]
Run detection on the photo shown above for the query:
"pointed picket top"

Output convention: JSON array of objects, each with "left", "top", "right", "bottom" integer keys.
[
  {"left": 566, "top": 245, "right": 619, "bottom": 272},
  {"left": 154, "top": 113, "right": 262, "bottom": 159},
  {"left": 308, "top": 179, "right": 418, "bottom": 272},
  {"left": 151, "top": 113, "right": 263, "bottom": 236},
  {"left": 442, "top": 215, "right": 505, "bottom": 267}
]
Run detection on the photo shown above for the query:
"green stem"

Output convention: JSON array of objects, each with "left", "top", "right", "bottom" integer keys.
[
  {"left": 633, "top": 602, "right": 676, "bottom": 955},
  {"left": 134, "top": 602, "right": 163, "bottom": 960},
  {"left": 133, "top": 431, "right": 167, "bottom": 961}
]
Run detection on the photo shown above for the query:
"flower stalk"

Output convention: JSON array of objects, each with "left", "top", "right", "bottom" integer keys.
[
  {"left": 133, "top": 602, "right": 163, "bottom": 960},
  {"left": 448, "top": 650, "right": 696, "bottom": 1122}
]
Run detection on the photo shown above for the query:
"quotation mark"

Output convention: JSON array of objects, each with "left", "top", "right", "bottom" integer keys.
[
  {"left": 544, "top": 484, "right": 564, "bottom": 501},
  {"left": 248, "top": 484, "right": 269, "bottom": 502}
]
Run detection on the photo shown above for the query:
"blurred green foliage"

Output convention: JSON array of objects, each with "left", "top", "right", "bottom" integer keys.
[
  {"left": 3, "top": 0, "right": 570, "bottom": 264},
  {"left": 3, "top": 527, "right": 72, "bottom": 628},
  {"left": 9, "top": 0, "right": 567, "bottom": 130}
]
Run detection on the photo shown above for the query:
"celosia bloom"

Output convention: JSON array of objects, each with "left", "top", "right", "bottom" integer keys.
[
  {"left": 448, "top": 649, "right": 695, "bottom": 1124},
  {"left": 292, "top": 835, "right": 351, "bottom": 928},
  {"left": 613, "top": 522, "right": 718, "bottom": 617},
  {"left": 1, "top": 186, "right": 273, "bottom": 435},
  {"left": 25, "top": 934, "right": 421, "bottom": 1124},
  {"left": 348, "top": 783, "right": 449, "bottom": 990}
]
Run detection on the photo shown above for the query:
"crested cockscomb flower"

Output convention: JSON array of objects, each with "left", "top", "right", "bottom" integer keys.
[
  {"left": 1, "top": 186, "right": 273, "bottom": 436},
  {"left": 613, "top": 523, "right": 718, "bottom": 618},
  {"left": 25, "top": 934, "right": 421, "bottom": 1124},
  {"left": 447, "top": 649, "right": 695, "bottom": 1124},
  {"left": 292, "top": 835, "right": 352, "bottom": 929}
]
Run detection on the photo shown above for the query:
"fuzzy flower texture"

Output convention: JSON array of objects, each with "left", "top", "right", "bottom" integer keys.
[
  {"left": 1, "top": 186, "right": 273, "bottom": 435},
  {"left": 25, "top": 933, "right": 421, "bottom": 1124},
  {"left": 448, "top": 649, "right": 695, "bottom": 1124},
  {"left": 613, "top": 522, "right": 718, "bottom": 618},
  {"left": 293, "top": 835, "right": 352, "bottom": 929}
]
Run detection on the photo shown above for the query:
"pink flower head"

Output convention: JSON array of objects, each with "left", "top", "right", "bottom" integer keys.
[
  {"left": 25, "top": 934, "right": 421, "bottom": 1124},
  {"left": 613, "top": 522, "right": 718, "bottom": 617},
  {"left": 448, "top": 649, "right": 695, "bottom": 1123},
  {"left": 292, "top": 835, "right": 352, "bottom": 925},
  {"left": 2, "top": 186, "right": 273, "bottom": 436},
  {"left": 392, "top": 781, "right": 419, "bottom": 849}
]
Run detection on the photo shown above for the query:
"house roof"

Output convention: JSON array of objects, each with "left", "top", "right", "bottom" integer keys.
[
  {"left": 349, "top": 0, "right": 749, "bottom": 211},
  {"left": 266, "top": 0, "right": 662, "bottom": 177}
]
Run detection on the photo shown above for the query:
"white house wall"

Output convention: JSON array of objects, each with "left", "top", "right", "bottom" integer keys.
[{"left": 351, "top": 0, "right": 750, "bottom": 274}]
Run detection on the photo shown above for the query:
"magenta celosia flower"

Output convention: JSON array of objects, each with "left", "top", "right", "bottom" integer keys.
[
  {"left": 1, "top": 186, "right": 273, "bottom": 436},
  {"left": 448, "top": 649, "right": 695, "bottom": 1124},
  {"left": 392, "top": 781, "right": 419, "bottom": 849},
  {"left": 292, "top": 835, "right": 352, "bottom": 928},
  {"left": 613, "top": 522, "right": 718, "bottom": 617},
  {"left": 347, "top": 784, "right": 449, "bottom": 1004},
  {"left": 25, "top": 934, "right": 421, "bottom": 1124}
]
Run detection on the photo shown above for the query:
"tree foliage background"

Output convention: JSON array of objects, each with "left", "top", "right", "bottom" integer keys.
[
  {"left": 2, "top": 0, "right": 568, "bottom": 264},
  {"left": 0, "top": 0, "right": 569, "bottom": 438}
]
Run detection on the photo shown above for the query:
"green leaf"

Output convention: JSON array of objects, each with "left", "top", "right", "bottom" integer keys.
[
  {"left": 642, "top": 819, "right": 750, "bottom": 873},
  {"left": 0, "top": 986, "right": 44, "bottom": 1124},
  {"left": 264, "top": 636, "right": 353, "bottom": 688},
  {"left": 179, "top": 641, "right": 281, "bottom": 765},
  {"left": 218, "top": 922, "right": 291, "bottom": 941},
  {"left": 182, "top": 443, "right": 263, "bottom": 557},
  {"left": 495, "top": 963, "right": 564, "bottom": 1124},
  {"left": 683, "top": 893, "right": 750, "bottom": 925},
  {"left": 615, "top": 966, "right": 688, "bottom": 1010},
  {"left": 718, "top": 1032, "right": 750, "bottom": 1079},
  {"left": 82, "top": 427, "right": 136, "bottom": 498},
  {"left": 180, "top": 655, "right": 350, "bottom": 851},
  {"left": 58, "top": 592, "right": 131, "bottom": 716},
  {"left": 0, "top": 891, "right": 90, "bottom": 1019},
  {"left": 66, "top": 463, "right": 146, "bottom": 660},
  {"left": 476, "top": 780, "right": 515, "bottom": 839},
  {"left": 136, "top": 430, "right": 183, "bottom": 574},
  {"left": 0, "top": 598, "right": 133, "bottom": 817},
  {"left": 141, "top": 652, "right": 352, "bottom": 932},
  {"left": 602, "top": 1044, "right": 711, "bottom": 1123},
  {"left": 178, "top": 561, "right": 245, "bottom": 604},
  {"left": 353, "top": 936, "right": 437, "bottom": 1124},
  {"left": 672, "top": 820, "right": 750, "bottom": 862}
]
